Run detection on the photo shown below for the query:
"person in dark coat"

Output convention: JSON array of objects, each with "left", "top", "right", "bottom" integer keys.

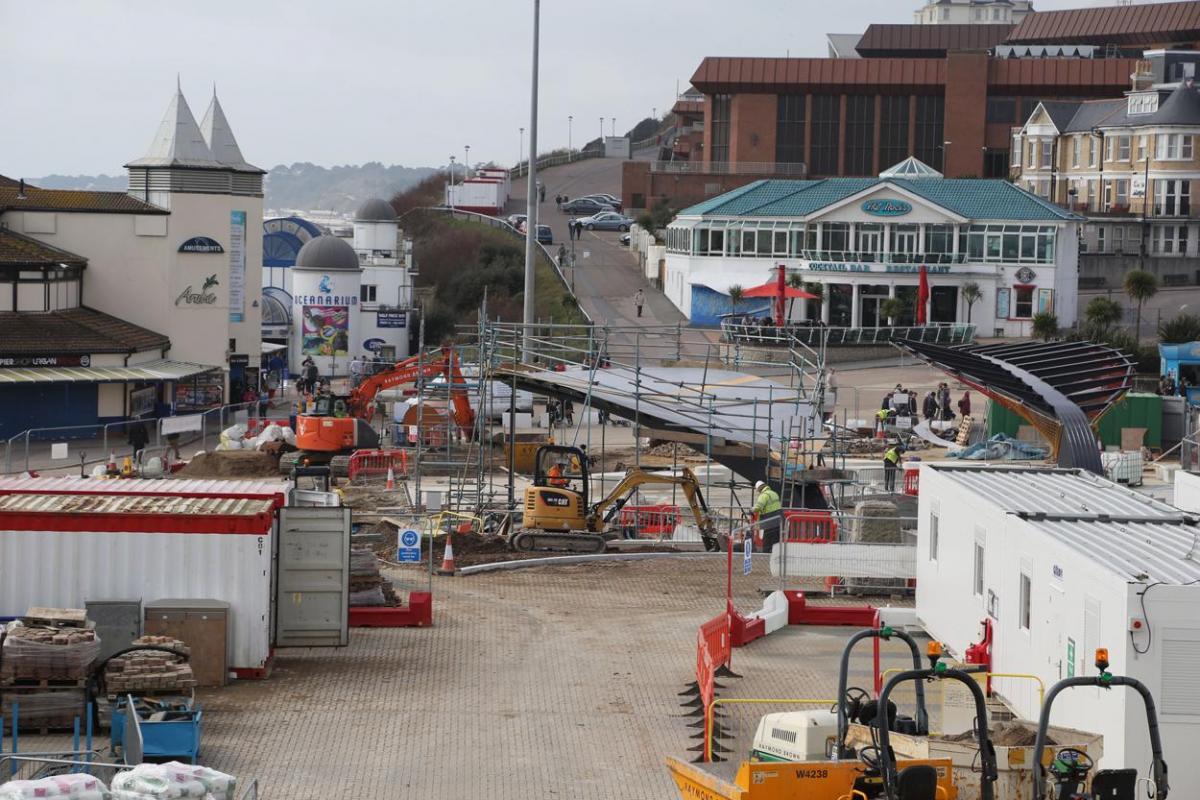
[
  {"left": 128, "top": 422, "right": 149, "bottom": 460},
  {"left": 922, "top": 391, "right": 938, "bottom": 421}
]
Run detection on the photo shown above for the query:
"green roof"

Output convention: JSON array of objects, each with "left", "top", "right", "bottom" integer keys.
[{"left": 678, "top": 178, "right": 1081, "bottom": 222}]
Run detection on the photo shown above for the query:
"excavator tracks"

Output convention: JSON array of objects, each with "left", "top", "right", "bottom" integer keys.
[
  {"left": 279, "top": 451, "right": 351, "bottom": 477},
  {"left": 510, "top": 530, "right": 608, "bottom": 554}
]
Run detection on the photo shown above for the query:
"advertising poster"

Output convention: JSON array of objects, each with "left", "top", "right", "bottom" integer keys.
[
  {"left": 302, "top": 305, "right": 350, "bottom": 355},
  {"left": 229, "top": 210, "right": 246, "bottom": 322},
  {"left": 996, "top": 288, "right": 1011, "bottom": 320},
  {"left": 175, "top": 370, "right": 225, "bottom": 411},
  {"left": 1037, "top": 288, "right": 1054, "bottom": 314}
]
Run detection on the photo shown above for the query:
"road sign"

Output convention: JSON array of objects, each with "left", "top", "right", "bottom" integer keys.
[
  {"left": 398, "top": 529, "right": 422, "bottom": 563},
  {"left": 743, "top": 536, "right": 752, "bottom": 576}
]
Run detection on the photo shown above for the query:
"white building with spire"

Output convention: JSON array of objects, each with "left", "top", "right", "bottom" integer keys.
[{"left": 0, "top": 82, "right": 266, "bottom": 407}]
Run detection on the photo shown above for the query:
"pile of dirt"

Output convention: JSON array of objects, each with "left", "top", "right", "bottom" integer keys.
[
  {"left": 176, "top": 450, "right": 281, "bottom": 479},
  {"left": 341, "top": 485, "right": 412, "bottom": 511},
  {"left": 942, "top": 722, "right": 1052, "bottom": 747}
]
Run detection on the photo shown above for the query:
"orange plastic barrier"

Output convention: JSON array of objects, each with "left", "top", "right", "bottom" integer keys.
[
  {"left": 695, "top": 613, "right": 731, "bottom": 710},
  {"left": 347, "top": 449, "right": 410, "bottom": 482},
  {"left": 782, "top": 510, "right": 838, "bottom": 543},
  {"left": 616, "top": 504, "right": 681, "bottom": 537}
]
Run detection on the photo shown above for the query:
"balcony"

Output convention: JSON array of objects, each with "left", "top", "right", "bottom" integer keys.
[{"left": 649, "top": 161, "right": 808, "bottom": 176}]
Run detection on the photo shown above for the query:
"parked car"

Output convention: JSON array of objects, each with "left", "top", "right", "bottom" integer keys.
[
  {"left": 536, "top": 224, "right": 553, "bottom": 244},
  {"left": 561, "top": 197, "right": 614, "bottom": 214},
  {"left": 582, "top": 193, "right": 623, "bottom": 212},
  {"left": 578, "top": 212, "right": 634, "bottom": 232},
  {"left": 507, "top": 213, "right": 527, "bottom": 231}
]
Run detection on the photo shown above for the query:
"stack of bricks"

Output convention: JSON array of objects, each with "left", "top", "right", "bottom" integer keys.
[
  {"left": 0, "top": 625, "right": 98, "bottom": 683},
  {"left": 104, "top": 635, "right": 197, "bottom": 695}
]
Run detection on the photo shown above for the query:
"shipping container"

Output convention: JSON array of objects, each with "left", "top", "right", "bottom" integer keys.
[{"left": 445, "top": 179, "right": 507, "bottom": 216}]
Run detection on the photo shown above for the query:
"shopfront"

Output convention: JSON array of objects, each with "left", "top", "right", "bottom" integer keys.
[{"left": 663, "top": 163, "right": 1081, "bottom": 337}]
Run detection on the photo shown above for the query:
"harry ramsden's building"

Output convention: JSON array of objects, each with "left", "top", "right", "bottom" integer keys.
[
  {"left": 1011, "top": 49, "right": 1200, "bottom": 288},
  {"left": 662, "top": 158, "right": 1080, "bottom": 338},
  {"left": 624, "top": 0, "right": 1200, "bottom": 211},
  {"left": 0, "top": 84, "right": 265, "bottom": 436}
]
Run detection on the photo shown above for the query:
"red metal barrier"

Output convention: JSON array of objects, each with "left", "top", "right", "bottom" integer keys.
[
  {"left": 903, "top": 469, "right": 920, "bottom": 496},
  {"left": 616, "top": 504, "right": 681, "bottom": 537},
  {"left": 347, "top": 449, "right": 410, "bottom": 481},
  {"left": 782, "top": 510, "right": 838, "bottom": 542},
  {"left": 695, "top": 613, "right": 731, "bottom": 711}
]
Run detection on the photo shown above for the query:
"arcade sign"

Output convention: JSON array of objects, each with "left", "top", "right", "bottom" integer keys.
[
  {"left": 861, "top": 199, "right": 912, "bottom": 217},
  {"left": 178, "top": 236, "right": 224, "bottom": 254}
]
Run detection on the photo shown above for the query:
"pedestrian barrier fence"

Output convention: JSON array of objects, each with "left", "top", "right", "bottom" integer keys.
[
  {"left": 616, "top": 504, "right": 681, "bottom": 538},
  {"left": 782, "top": 510, "right": 838, "bottom": 542},
  {"left": 695, "top": 612, "right": 731, "bottom": 712},
  {"left": 769, "top": 540, "right": 917, "bottom": 580},
  {"left": 347, "top": 449, "right": 411, "bottom": 482},
  {"left": 903, "top": 469, "right": 920, "bottom": 496}
]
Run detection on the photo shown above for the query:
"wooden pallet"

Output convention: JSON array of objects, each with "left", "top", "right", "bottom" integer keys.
[
  {"left": 1, "top": 677, "right": 88, "bottom": 689},
  {"left": 21, "top": 607, "right": 88, "bottom": 628}
]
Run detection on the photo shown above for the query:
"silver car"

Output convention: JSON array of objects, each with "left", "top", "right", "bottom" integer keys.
[{"left": 578, "top": 211, "right": 634, "bottom": 231}]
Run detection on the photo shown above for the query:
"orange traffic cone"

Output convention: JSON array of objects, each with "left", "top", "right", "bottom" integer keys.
[
  {"left": 385, "top": 466, "right": 396, "bottom": 490},
  {"left": 439, "top": 535, "right": 457, "bottom": 575}
]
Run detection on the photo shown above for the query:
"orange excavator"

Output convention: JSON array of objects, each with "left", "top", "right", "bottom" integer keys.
[{"left": 280, "top": 348, "right": 476, "bottom": 475}]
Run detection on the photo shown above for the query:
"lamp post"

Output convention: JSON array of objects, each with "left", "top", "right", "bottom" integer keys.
[
  {"left": 942, "top": 140, "right": 952, "bottom": 175},
  {"left": 447, "top": 156, "right": 456, "bottom": 210},
  {"left": 519, "top": 128, "right": 524, "bottom": 170},
  {"left": 568, "top": 115, "right": 573, "bottom": 161},
  {"left": 611, "top": 117, "right": 616, "bottom": 138},
  {"left": 600, "top": 117, "right": 604, "bottom": 142},
  {"left": 522, "top": 0, "right": 541, "bottom": 355},
  {"left": 464, "top": 145, "right": 470, "bottom": 179}
]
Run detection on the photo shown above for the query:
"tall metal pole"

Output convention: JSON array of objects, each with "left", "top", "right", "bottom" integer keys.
[
  {"left": 611, "top": 117, "right": 616, "bottom": 138},
  {"left": 568, "top": 116, "right": 573, "bottom": 161},
  {"left": 522, "top": 0, "right": 541, "bottom": 356},
  {"left": 464, "top": 145, "right": 470, "bottom": 179},
  {"left": 519, "top": 128, "right": 524, "bottom": 169}
]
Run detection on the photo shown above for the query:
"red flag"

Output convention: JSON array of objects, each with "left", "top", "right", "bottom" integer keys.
[{"left": 916, "top": 264, "right": 930, "bottom": 325}]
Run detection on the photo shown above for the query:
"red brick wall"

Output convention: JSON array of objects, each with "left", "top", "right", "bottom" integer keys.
[
  {"left": 730, "top": 94, "right": 777, "bottom": 165},
  {"left": 621, "top": 161, "right": 778, "bottom": 213},
  {"left": 944, "top": 52, "right": 989, "bottom": 177}
]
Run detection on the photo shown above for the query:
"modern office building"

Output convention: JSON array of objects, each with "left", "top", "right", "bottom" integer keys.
[
  {"left": 623, "top": 1, "right": 1200, "bottom": 212},
  {"left": 662, "top": 159, "right": 1080, "bottom": 338},
  {"left": 1011, "top": 49, "right": 1200, "bottom": 287}
]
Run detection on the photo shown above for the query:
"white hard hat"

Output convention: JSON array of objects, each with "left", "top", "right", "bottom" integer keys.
[{"left": 754, "top": 480, "right": 766, "bottom": 492}]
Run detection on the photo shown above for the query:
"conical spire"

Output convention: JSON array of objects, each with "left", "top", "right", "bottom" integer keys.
[
  {"left": 200, "top": 91, "right": 254, "bottom": 171},
  {"left": 126, "top": 82, "right": 219, "bottom": 168}
]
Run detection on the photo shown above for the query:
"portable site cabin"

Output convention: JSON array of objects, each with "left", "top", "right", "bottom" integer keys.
[{"left": 915, "top": 464, "right": 1200, "bottom": 797}]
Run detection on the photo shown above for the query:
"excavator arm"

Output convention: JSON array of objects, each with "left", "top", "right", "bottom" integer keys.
[
  {"left": 589, "top": 467, "right": 721, "bottom": 551},
  {"left": 347, "top": 348, "right": 476, "bottom": 434}
]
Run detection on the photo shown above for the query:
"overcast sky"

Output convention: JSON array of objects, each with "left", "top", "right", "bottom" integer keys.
[{"left": 0, "top": 0, "right": 1146, "bottom": 177}]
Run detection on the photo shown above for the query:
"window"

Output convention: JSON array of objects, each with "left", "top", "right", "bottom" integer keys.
[
  {"left": 710, "top": 94, "right": 732, "bottom": 164},
  {"left": 1019, "top": 572, "right": 1032, "bottom": 631},
  {"left": 973, "top": 535, "right": 985, "bottom": 597},
  {"left": 1155, "top": 133, "right": 1194, "bottom": 160},
  {"left": 844, "top": 95, "right": 875, "bottom": 176},
  {"left": 776, "top": 95, "right": 806, "bottom": 165},
  {"left": 773, "top": 229, "right": 788, "bottom": 256},
  {"left": 929, "top": 512, "right": 939, "bottom": 561},
  {"left": 1089, "top": 136, "right": 1099, "bottom": 168},
  {"left": 984, "top": 149, "right": 1010, "bottom": 178},
  {"left": 926, "top": 224, "right": 955, "bottom": 255},
  {"left": 987, "top": 97, "right": 1017, "bottom": 124},
  {"left": 1028, "top": 139, "right": 1038, "bottom": 169},
  {"left": 1011, "top": 134, "right": 1022, "bottom": 167},
  {"left": 822, "top": 222, "right": 849, "bottom": 254},
  {"left": 1071, "top": 136, "right": 1081, "bottom": 168},
  {"left": 880, "top": 96, "right": 910, "bottom": 168},
  {"left": 1154, "top": 179, "right": 1191, "bottom": 217},
  {"left": 1137, "top": 134, "right": 1147, "bottom": 161},
  {"left": 360, "top": 284, "right": 377, "bottom": 302},
  {"left": 1105, "top": 136, "right": 1114, "bottom": 162},
  {"left": 1117, "top": 135, "right": 1130, "bottom": 161},
  {"left": 1112, "top": 225, "right": 1125, "bottom": 253},
  {"left": 1104, "top": 178, "right": 1129, "bottom": 209},
  {"left": 810, "top": 95, "right": 841, "bottom": 176},
  {"left": 1040, "top": 139, "right": 1052, "bottom": 169},
  {"left": 1152, "top": 224, "right": 1189, "bottom": 255},
  {"left": 914, "top": 95, "right": 945, "bottom": 171},
  {"left": 965, "top": 224, "right": 1056, "bottom": 263},
  {"left": 1097, "top": 226, "right": 1107, "bottom": 252},
  {"left": 1014, "top": 285, "right": 1034, "bottom": 318}
]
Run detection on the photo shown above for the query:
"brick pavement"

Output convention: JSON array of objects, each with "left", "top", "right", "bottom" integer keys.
[{"left": 18, "top": 558, "right": 926, "bottom": 799}]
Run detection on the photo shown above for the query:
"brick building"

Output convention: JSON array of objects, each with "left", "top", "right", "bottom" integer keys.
[{"left": 623, "top": 0, "right": 1200, "bottom": 213}]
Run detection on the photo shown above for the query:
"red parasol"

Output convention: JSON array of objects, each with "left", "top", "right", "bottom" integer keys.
[
  {"left": 742, "top": 266, "right": 816, "bottom": 326},
  {"left": 916, "top": 264, "right": 930, "bottom": 325}
]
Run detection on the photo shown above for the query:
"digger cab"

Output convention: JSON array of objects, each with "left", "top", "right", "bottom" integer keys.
[
  {"left": 525, "top": 445, "right": 592, "bottom": 533},
  {"left": 533, "top": 445, "right": 590, "bottom": 501}
]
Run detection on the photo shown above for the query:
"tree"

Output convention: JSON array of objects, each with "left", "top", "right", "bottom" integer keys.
[
  {"left": 727, "top": 284, "right": 745, "bottom": 316},
  {"left": 880, "top": 297, "right": 906, "bottom": 326},
  {"left": 961, "top": 282, "right": 982, "bottom": 324},
  {"left": 1158, "top": 313, "right": 1200, "bottom": 344},
  {"left": 786, "top": 273, "right": 804, "bottom": 321},
  {"left": 1123, "top": 270, "right": 1159, "bottom": 342},
  {"left": 1085, "top": 296, "right": 1123, "bottom": 331},
  {"left": 804, "top": 281, "right": 825, "bottom": 322},
  {"left": 1032, "top": 312, "right": 1060, "bottom": 341}
]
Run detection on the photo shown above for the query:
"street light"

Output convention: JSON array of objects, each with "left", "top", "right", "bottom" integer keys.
[
  {"left": 519, "top": 127, "right": 524, "bottom": 169},
  {"left": 941, "top": 140, "right": 952, "bottom": 174},
  {"left": 611, "top": 117, "right": 616, "bottom": 138},
  {"left": 522, "top": 0, "right": 541, "bottom": 355},
  {"left": 464, "top": 145, "right": 470, "bottom": 179},
  {"left": 568, "top": 115, "right": 573, "bottom": 161},
  {"left": 448, "top": 155, "right": 456, "bottom": 210},
  {"left": 600, "top": 117, "right": 604, "bottom": 143}
]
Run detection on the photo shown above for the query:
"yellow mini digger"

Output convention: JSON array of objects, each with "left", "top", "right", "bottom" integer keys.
[{"left": 512, "top": 444, "right": 722, "bottom": 553}]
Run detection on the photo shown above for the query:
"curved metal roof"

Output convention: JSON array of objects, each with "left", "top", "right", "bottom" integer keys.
[
  {"left": 354, "top": 198, "right": 397, "bottom": 222},
  {"left": 261, "top": 287, "right": 292, "bottom": 327}
]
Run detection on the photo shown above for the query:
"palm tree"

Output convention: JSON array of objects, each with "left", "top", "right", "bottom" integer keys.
[
  {"left": 728, "top": 284, "right": 745, "bottom": 317},
  {"left": 1123, "top": 270, "right": 1158, "bottom": 342},
  {"left": 961, "top": 282, "right": 982, "bottom": 324},
  {"left": 1032, "top": 312, "right": 1059, "bottom": 341},
  {"left": 1085, "top": 296, "right": 1123, "bottom": 331},
  {"left": 880, "top": 297, "right": 906, "bottom": 327},
  {"left": 786, "top": 273, "right": 804, "bottom": 322},
  {"left": 1158, "top": 313, "right": 1200, "bottom": 344},
  {"left": 804, "top": 281, "right": 825, "bottom": 322}
]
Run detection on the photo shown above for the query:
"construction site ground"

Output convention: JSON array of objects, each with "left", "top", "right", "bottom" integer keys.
[{"left": 20, "top": 558, "right": 927, "bottom": 800}]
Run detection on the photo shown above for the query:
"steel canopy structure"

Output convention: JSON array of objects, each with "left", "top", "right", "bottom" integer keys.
[{"left": 893, "top": 339, "right": 1135, "bottom": 474}]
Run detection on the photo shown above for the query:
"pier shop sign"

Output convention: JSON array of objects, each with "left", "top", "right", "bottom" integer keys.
[{"left": 803, "top": 262, "right": 951, "bottom": 274}]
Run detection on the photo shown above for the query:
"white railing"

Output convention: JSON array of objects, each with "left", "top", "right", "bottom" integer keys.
[
  {"left": 509, "top": 148, "right": 603, "bottom": 179},
  {"left": 649, "top": 160, "right": 808, "bottom": 176}
]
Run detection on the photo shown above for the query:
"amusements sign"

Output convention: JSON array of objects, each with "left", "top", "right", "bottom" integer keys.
[
  {"left": 229, "top": 211, "right": 246, "bottom": 323},
  {"left": 302, "top": 305, "right": 350, "bottom": 356}
]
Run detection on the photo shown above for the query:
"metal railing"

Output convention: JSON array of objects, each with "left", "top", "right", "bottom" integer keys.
[
  {"left": 720, "top": 322, "right": 976, "bottom": 347},
  {"left": 649, "top": 160, "right": 808, "bottom": 176},
  {"left": 509, "top": 148, "right": 603, "bottom": 179}
]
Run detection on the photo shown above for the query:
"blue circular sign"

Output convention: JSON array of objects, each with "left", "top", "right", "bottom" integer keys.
[{"left": 401, "top": 529, "right": 420, "bottom": 548}]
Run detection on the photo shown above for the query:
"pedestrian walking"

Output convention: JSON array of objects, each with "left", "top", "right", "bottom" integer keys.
[
  {"left": 922, "top": 391, "right": 937, "bottom": 421},
  {"left": 938, "top": 383, "right": 953, "bottom": 421},
  {"left": 883, "top": 442, "right": 903, "bottom": 492},
  {"left": 128, "top": 422, "right": 149, "bottom": 461},
  {"left": 555, "top": 194, "right": 563, "bottom": 211},
  {"left": 538, "top": 183, "right": 546, "bottom": 203},
  {"left": 634, "top": 288, "right": 645, "bottom": 318},
  {"left": 557, "top": 243, "right": 568, "bottom": 269}
]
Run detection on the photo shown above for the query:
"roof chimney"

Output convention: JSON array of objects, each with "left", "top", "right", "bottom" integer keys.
[{"left": 16, "top": 179, "right": 25, "bottom": 200}]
